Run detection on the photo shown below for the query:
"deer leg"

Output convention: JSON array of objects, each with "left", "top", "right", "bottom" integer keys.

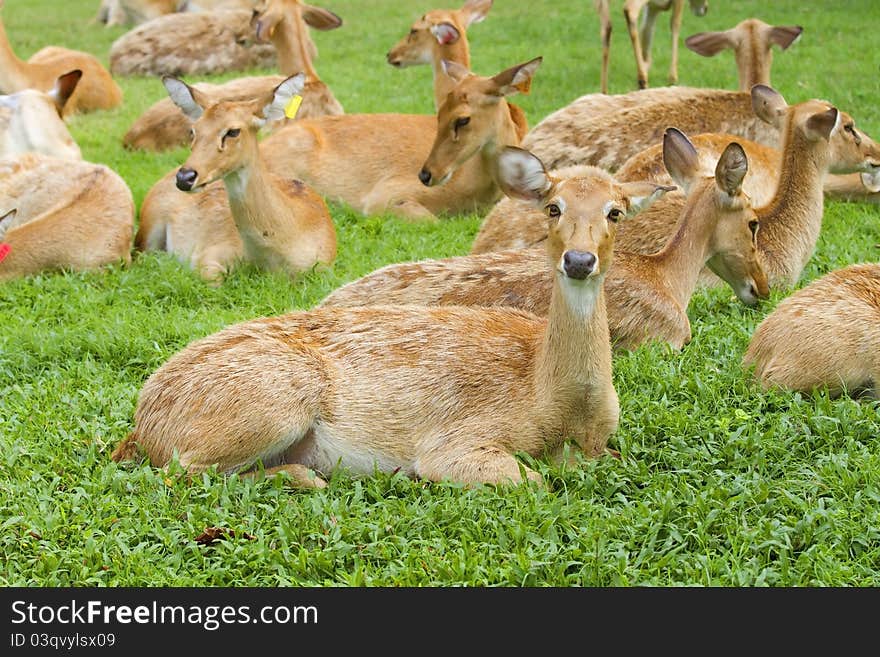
[
  {"left": 624, "top": 0, "right": 651, "bottom": 89},
  {"left": 243, "top": 463, "right": 328, "bottom": 489},
  {"left": 667, "top": 0, "right": 685, "bottom": 84},
  {"left": 362, "top": 183, "right": 439, "bottom": 222},
  {"left": 596, "top": 0, "right": 612, "bottom": 93}
]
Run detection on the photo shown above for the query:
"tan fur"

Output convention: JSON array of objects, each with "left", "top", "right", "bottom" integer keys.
[
  {"left": 476, "top": 87, "right": 880, "bottom": 291},
  {"left": 96, "top": 0, "right": 181, "bottom": 26},
  {"left": 0, "top": 153, "right": 133, "bottom": 281},
  {"left": 684, "top": 18, "right": 802, "bottom": 91},
  {"left": 595, "top": 0, "right": 708, "bottom": 93},
  {"left": 114, "top": 148, "right": 624, "bottom": 487},
  {"left": 123, "top": 0, "right": 343, "bottom": 151},
  {"left": 0, "top": 2, "right": 122, "bottom": 116},
  {"left": 323, "top": 137, "right": 768, "bottom": 350},
  {"left": 159, "top": 74, "right": 336, "bottom": 283},
  {"left": 109, "top": 10, "right": 276, "bottom": 76},
  {"left": 386, "top": 0, "right": 527, "bottom": 140},
  {"left": 743, "top": 263, "right": 880, "bottom": 398}
]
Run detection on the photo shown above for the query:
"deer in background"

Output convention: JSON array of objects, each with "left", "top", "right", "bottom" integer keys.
[
  {"left": 0, "top": 152, "right": 134, "bottom": 281},
  {"left": 112, "top": 146, "right": 637, "bottom": 487},
  {"left": 123, "top": 0, "right": 343, "bottom": 151},
  {"left": 743, "top": 263, "right": 880, "bottom": 399},
  {"left": 96, "top": 0, "right": 181, "bottom": 26},
  {"left": 159, "top": 73, "right": 336, "bottom": 284},
  {"left": 0, "top": 70, "right": 82, "bottom": 160},
  {"left": 595, "top": 0, "right": 707, "bottom": 93},
  {"left": 0, "top": 1, "right": 122, "bottom": 116},
  {"left": 323, "top": 135, "right": 767, "bottom": 351}
]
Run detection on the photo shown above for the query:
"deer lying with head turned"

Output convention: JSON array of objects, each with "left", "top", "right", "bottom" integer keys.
[
  {"left": 109, "top": 5, "right": 276, "bottom": 76},
  {"left": 0, "top": 1, "right": 122, "bottom": 116},
  {"left": 113, "top": 146, "right": 632, "bottom": 487},
  {"left": 0, "top": 152, "right": 134, "bottom": 281},
  {"left": 123, "top": 0, "right": 343, "bottom": 152},
  {"left": 474, "top": 86, "right": 880, "bottom": 290},
  {"left": 158, "top": 73, "right": 336, "bottom": 284},
  {"left": 386, "top": 0, "right": 527, "bottom": 140},
  {"left": 0, "top": 70, "right": 82, "bottom": 161},
  {"left": 743, "top": 263, "right": 880, "bottom": 399},
  {"left": 596, "top": 0, "right": 708, "bottom": 93},
  {"left": 323, "top": 134, "right": 767, "bottom": 351}
]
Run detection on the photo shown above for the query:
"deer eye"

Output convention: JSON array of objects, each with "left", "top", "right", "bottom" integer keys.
[
  {"left": 546, "top": 203, "right": 561, "bottom": 218},
  {"left": 454, "top": 116, "right": 470, "bottom": 130},
  {"left": 225, "top": 128, "right": 241, "bottom": 139},
  {"left": 607, "top": 208, "right": 624, "bottom": 222},
  {"left": 748, "top": 219, "right": 759, "bottom": 237},
  {"left": 188, "top": 127, "right": 195, "bottom": 141}
]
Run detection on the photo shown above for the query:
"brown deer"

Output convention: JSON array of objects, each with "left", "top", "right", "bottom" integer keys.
[
  {"left": 122, "top": 0, "right": 343, "bottom": 152},
  {"left": 595, "top": 0, "right": 708, "bottom": 93},
  {"left": 473, "top": 86, "right": 880, "bottom": 291},
  {"left": 0, "top": 70, "right": 83, "bottom": 160},
  {"left": 743, "top": 263, "right": 880, "bottom": 399},
  {"left": 386, "top": 0, "right": 527, "bottom": 140},
  {"left": 0, "top": 1, "right": 122, "bottom": 116},
  {"left": 112, "top": 145, "right": 633, "bottom": 487},
  {"left": 159, "top": 73, "right": 336, "bottom": 284},
  {"left": 0, "top": 152, "right": 134, "bottom": 281},
  {"left": 322, "top": 135, "right": 767, "bottom": 351},
  {"left": 96, "top": 0, "right": 180, "bottom": 26}
]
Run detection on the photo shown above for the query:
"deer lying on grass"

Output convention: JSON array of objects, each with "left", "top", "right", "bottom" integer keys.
[
  {"left": 595, "top": 0, "right": 707, "bottom": 93},
  {"left": 96, "top": 0, "right": 181, "bottom": 26},
  {"left": 474, "top": 86, "right": 880, "bottom": 290},
  {"left": 113, "top": 146, "right": 630, "bottom": 487},
  {"left": 0, "top": 70, "right": 82, "bottom": 160},
  {"left": 258, "top": 56, "right": 542, "bottom": 220},
  {"left": 109, "top": 5, "right": 276, "bottom": 76},
  {"left": 743, "top": 263, "right": 880, "bottom": 399},
  {"left": 323, "top": 135, "right": 767, "bottom": 351},
  {"left": 386, "top": 0, "right": 527, "bottom": 139},
  {"left": 123, "top": 0, "right": 343, "bottom": 151},
  {"left": 0, "top": 152, "right": 134, "bottom": 281},
  {"left": 157, "top": 73, "right": 336, "bottom": 284},
  {"left": 0, "top": 1, "right": 122, "bottom": 116}
]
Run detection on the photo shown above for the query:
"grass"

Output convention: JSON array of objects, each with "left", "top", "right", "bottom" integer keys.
[{"left": 2, "top": 0, "right": 880, "bottom": 586}]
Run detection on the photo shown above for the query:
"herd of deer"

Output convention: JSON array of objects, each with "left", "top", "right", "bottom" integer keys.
[{"left": 2, "top": 0, "right": 879, "bottom": 488}]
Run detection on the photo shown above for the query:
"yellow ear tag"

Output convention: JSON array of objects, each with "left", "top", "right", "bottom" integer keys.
[{"left": 284, "top": 94, "right": 303, "bottom": 119}]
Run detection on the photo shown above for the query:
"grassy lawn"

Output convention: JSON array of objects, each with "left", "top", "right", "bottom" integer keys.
[{"left": 2, "top": 0, "right": 880, "bottom": 586}]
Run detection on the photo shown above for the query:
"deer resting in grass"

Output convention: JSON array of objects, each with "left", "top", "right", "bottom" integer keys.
[
  {"left": 160, "top": 73, "right": 336, "bottom": 284},
  {"left": 743, "top": 263, "right": 880, "bottom": 399},
  {"left": 112, "top": 145, "right": 632, "bottom": 487},
  {"left": 323, "top": 134, "right": 768, "bottom": 350},
  {"left": 123, "top": 0, "right": 343, "bottom": 152}
]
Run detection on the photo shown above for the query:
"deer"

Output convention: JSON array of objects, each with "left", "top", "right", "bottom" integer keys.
[
  {"left": 742, "top": 263, "right": 880, "bottom": 399},
  {"left": 111, "top": 145, "right": 645, "bottom": 488},
  {"left": 386, "top": 0, "right": 528, "bottom": 140},
  {"left": 0, "top": 1, "right": 122, "bottom": 116},
  {"left": 0, "top": 70, "right": 83, "bottom": 161},
  {"left": 96, "top": 0, "right": 181, "bottom": 26},
  {"left": 322, "top": 134, "right": 768, "bottom": 351},
  {"left": 595, "top": 0, "right": 708, "bottom": 94},
  {"left": 109, "top": 5, "right": 276, "bottom": 76},
  {"left": 473, "top": 85, "right": 880, "bottom": 285},
  {"left": 0, "top": 152, "right": 134, "bottom": 281},
  {"left": 157, "top": 73, "right": 336, "bottom": 284},
  {"left": 122, "top": 0, "right": 343, "bottom": 152}
]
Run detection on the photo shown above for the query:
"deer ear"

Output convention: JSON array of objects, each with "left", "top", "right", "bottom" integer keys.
[
  {"left": 163, "top": 76, "right": 205, "bottom": 121},
  {"left": 804, "top": 107, "right": 840, "bottom": 142},
  {"left": 48, "top": 70, "right": 82, "bottom": 116},
  {"left": 301, "top": 4, "right": 343, "bottom": 30},
  {"left": 715, "top": 142, "right": 749, "bottom": 196},
  {"left": 685, "top": 30, "right": 734, "bottom": 57},
  {"left": 431, "top": 22, "right": 461, "bottom": 45},
  {"left": 861, "top": 170, "right": 880, "bottom": 194},
  {"left": 496, "top": 147, "right": 553, "bottom": 203},
  {"left": 491, "top": 56, "right": 542, "bottom": 96},
  {"left": 620, "top": 182, "right": 676, "bottom": 216},
  {"left": 259, "top": 73, "right": 306, "bottom": 123},
  {"left": 768, "top": 25, "right": 803, "bottom": 50},
  {"left": 751, "top": 84, "right": 787, "bottom": 128},
  {"left": 662, "top": 127, "right": 701, "bottom": 192},
  {"left": 459, "top": 0, "right": 492, "bottom": 26},
  {"left": 441, "top": 59, "right": 471, "bottom": 84}
]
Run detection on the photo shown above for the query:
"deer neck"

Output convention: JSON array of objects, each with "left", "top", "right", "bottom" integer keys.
[
  {"left": 0, "top": 17, "right": 31, "bottom": 92},
  {"left": 272, "top": 5, "right": 318, "bottom": 79},
  {"left": 534, "top": 271, "right": 612, "bottom": 408},
  {"left": 650, "top": 186, "right": 717, "bottom": 309},
  {"left": 431, "top": 37, "right": 470, "bottom": 110},
  {"left": 735, "top": 44, "right": 772, "bottom": 92},
  {"left": 223, "top": 141, "right": 285, "bottom": 235},
  {"left": 480, "top": 102, "right": 524, "bottom": 185},
  {"left": 756, "top": 127, "right": 828, "bottom": 283}
]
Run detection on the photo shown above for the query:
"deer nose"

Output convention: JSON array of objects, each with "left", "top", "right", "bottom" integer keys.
[
  {"left": 387, "top": 52, "right": 402, "bottom": 67},
  {"left": 176, "top": 168, "right": 198, "bottom": 192},
  {"left": 563, "top": 250, "right": 597, "bottom": 280},
  {"left": 418, "top": 168, "right": 432, "bottom": 186}
]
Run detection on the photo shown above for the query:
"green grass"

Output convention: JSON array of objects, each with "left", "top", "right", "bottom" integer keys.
[{"left": 2, "top": 0, "right": 880, "bottom": 586}]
